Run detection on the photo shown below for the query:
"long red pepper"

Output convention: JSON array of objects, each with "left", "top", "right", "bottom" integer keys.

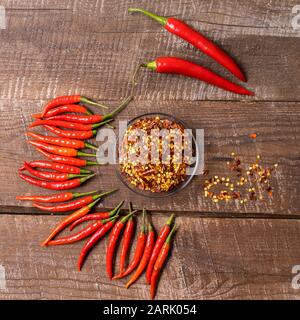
[
  {"left": 30, "top": 119, "right": 111, "bottom": 131},
  {"left": 42, "top": 197, "right": 102, "bottom": 246},
  {"left": 16, "top": 189, "right": 99, "bottom": 203},
  {"left": 150, "top": 225, "right": 177, "bottom": 300},
  {"left": 18, "top": 172, "right": 95, "bottom": 190},
  {"left": 126, "top": 221, "right": 155, "bottom": 288},
  {"left": 28, "top": 141, "right": 96, "bottom": 157},
  {"left": 33, "top": 104, "right": 93, "bottom": 119},
  {"left": 23, "top": 162, "right": 87, "bottom": 182},
  {"left": 69, "top": 209, "right": 119, "bottom": 231},
  {"left": 36, "top": 148, "right": 99, "bottom": 167},
  {"left": 129, "top": 8, "right": 246, "bottom": 82},
  {"left": 106, "top": 211, "right": 136, "bottom": 279},
  {"left": 19, "top": 160, "right": 91, "bottom": 175},
  {"left": 142, "top": 57, "right": 254, "bottom": 96},
  {"left": 47, "top": 216, "right": 117, "bottom": 246},
  {"left": 113, "top": 209, "right": 147, "bottom": 279},
  {"left": 27, "top": 132, "right": 97, "bottom": 151},
  {"left": 78, "top": 215, "right": 119, "bottom": 271},
  {"left": 33, "top": 189, "right": 117, "bottom": 212},
  {"left": 118, "top": 203, "right": 135, "bottom": 275},
  {"left": 40, "top": 95, "right": 108, "bottom": 118},
  {"left": 146, "top": 214, "right": 175, "bottom": 284}
]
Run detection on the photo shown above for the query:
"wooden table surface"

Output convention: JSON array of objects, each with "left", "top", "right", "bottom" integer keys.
[{"left": 0, "top": 0, "right": 300, "bottom": 300}]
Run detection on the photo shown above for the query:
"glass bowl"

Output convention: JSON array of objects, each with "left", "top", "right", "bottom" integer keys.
[{"left": 115, "top": 112, "right": 200, "bottom": 198}]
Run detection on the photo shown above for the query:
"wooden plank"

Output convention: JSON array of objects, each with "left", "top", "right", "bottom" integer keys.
[
  {"left": 0, "top": 214, "right": 300, "bottom": 299},
  {"left": 1, "top": 100, "right": 299, "bottom": 216},
  {"left": 0, "top": 0, "right": 299, "bottom": 102}
]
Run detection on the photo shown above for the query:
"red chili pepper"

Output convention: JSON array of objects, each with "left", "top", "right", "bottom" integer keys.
[
  {"left": 78, "top": 204, "right": 124, "bottom": 271},
  {"left": 36, "top": 148, "right": 98, "bottom": 167},
  {"left": 40, "top": 95, "right": 108, "bottom": 118},
  {"left": 19, "top": 171, "right": 95, "bottom": 190},
  {"left": 16, "top": 189, "right": 98, "bottom": 203},
  {"left": 23, "top": 162, "right": 87, "bottom": 182},
  {"left": 27, "top": 132, "right": 97, "bottom": 151},
  {"left": 106, "top": 210, "right": 137, "bottom": 279},
  {"left": 69, "top": 204, "right": 122, "bottom": 231},
  {"left": 33, "top": 189, "right": 116, "bottom": 212},
  {"left": 30, "top": 119, "right": 110, "bottom": 131},
  {"left": 19, "top": 160, "right": 91, "bottom": 175},
  {"left": 43, "top": 125, "right": 97, "bottom": 140},
  {"left": 129, "top": 8, "right": 246, "bottom": 82},
  {"left": 33, "top": 104, "right": 93, "bottom": 119},
  {"left": 118, "top": 203, "right": 135, "bottom": 275},
  {"left": 150, "top": 225, "right": 177, "bottom": 300},
  {"left": 28, "top": 141, "right": 96, "bottom": 157},
  {"left": 146, "top": 214, "right": 174, "bottom": 284},
  {"left": 42, "top": 197, "right": 102, "bottom": 246},
  {"left": 47, "top": 216, "right": 117, "bottom": 246},
  {"left": 142, "top": 57, "right": 254, "bottom": 96},
  {"left": 113, "top": 209, "right": 147, "bottom": 280},
  {"left": 45, "top": 99, "right": 132, "bottom": 124},
  {"left": 126, "top": 221, "right": 155, "bottom": 288}
]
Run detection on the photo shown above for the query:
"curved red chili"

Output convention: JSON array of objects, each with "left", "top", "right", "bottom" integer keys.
[
  {"left": 78, "top": 216, "right": 119, "bottom": 271},
  {"left": 19, "top": 160, "right": 91, "bottom": 174},
  {"left": 23, "top": 162, "right": 87, "bottom": 182},
  {"left": 33, "top": 104, "right": 93, "bottom": 119},
  {"left": 113, "top": 209, "right": 147, "bottom": 280},
  {"left": 106, "top": 211, "right": 136, "bottom": 279},
  {"left": 118, "top": 203, "right": 135, "bottom": 275},
  {"left": 27, "top": 132, "right": 97, "bottom": 150},
  {"left": 47, "top": 114, "right": 103, "bottom": 124},
  {"left": 19, "top": 172, "right": 95, "bottom": 190},
  {"left": 33, "top": 189, "right": 116, "bottom": 212},
  {"left": 44, "top": 125, "right": 97, "bottom": 140},
  {"left": 150, "top": 225, "right": 177, "bottom": 300},
  {"left": 42, "top": 197, "right": 102, "bottom": 246},
  {"left": 47, "top": 216, "right": 117, "bottom": 246},
  {"left": 40, "top": 95, "right": 108, "bottom": 118},
  {"left": 143, "top": 57, "right": 254, "bottom": 96},
  {"left": 16, "top": 189, "right": 98, "bottom": 203},
  {"left": 146, "top": 214, "right": 174, "bottom": 284},
  {"left": 69, "top": 201, "right": 123, "bottom": 231},
  {"left": 36, "top": 148, "right": 99, "bottom": 167},
  {"left": 28, "top": 141, "right": 96, "bottom": 158},
  {"left": 126, "top": 222, "right": 155, "bottom": 288},
  {"left": 129, "top": 8, "right": 246, "bottom": 82},
  {"left": 30, "top": 119, "right": 110, "bottom": 131}
]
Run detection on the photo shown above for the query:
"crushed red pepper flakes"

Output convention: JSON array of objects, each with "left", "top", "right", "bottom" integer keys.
[
  {"left": 203, "top": 153, "right": 278, "bottom": 203},
  {"left": 249, "top": 133, "right": 257, "bottom": 139}
]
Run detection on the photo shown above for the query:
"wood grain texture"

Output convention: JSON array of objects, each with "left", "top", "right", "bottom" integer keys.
[
  {"left": 1, "top": 100, "right": 299, "bottom": 216},
  {"left": 0, "top": 0, "right": 299, "bottom": 102},
  {"left": 0, "top": 214, "right": 300, "bottom": 300}
]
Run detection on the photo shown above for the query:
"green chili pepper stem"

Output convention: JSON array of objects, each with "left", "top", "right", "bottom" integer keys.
[
  {"left": 80, "top": 97, "right": 109, "bottom": 109},
  {"left": 77, "top": 151, "right": 97, "bottom": 157},
  {"left": 87, "top": 197, "right": 102, "bottom": 209},
  {"left": 79, "top": 168, "right": 92, "bottom": 174},
  {"left": 91, "top": 118, "right": 114, "bottom": 130},
  {"left": 142, "top": 61, "right": 157, "bottom": 71},
  {"left": 166, "top": 213, "right": 175, "bottom": 226},
  {"left": 103, "top": 215, "right": 119, "bottom": 224},
  {"left": 109, "top": 200, "right": 125, "bottom": 216},
  {"left": 85, "top": 161, "right": 101, "bottom": 166},
  {"left": 86, "top": 108, "right": 93, "bottom": 115},
  {"left": 102, "top": 95, "right": 133, "bottom": 121},
  {"left": 68, "top": 173, "right": 89, "bottom": 179},
  {"left": 120, "top": 211, "right": 136, "bottom": 224},
  {"left": 128, "top": 8, "right": 167, "bottom": 26},
  {"left": 148, "top": 222, "right": 153, "bottom": 232},
  {"left": 91, "top": 189, "right": 118, "bottom": 200},
  {"left": 141, "top": 208, "right": 147, "bottom": 234},
  {"left": 79, "top": 173, "right": 96, "bottom": 184},
  {"left": 73, "top": 189, "right": 100, "bottom": 199},
  {"left": 166, "top": 224, "right": 177, "bottom": 245},
  {"left": 84, "top": 142, "right": 98, "bottom": 151}
]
